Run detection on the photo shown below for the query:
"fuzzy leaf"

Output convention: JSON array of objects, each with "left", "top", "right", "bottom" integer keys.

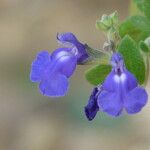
[
  {"left": 139, "top": 41, "right": 150, "bottom": 53},
  {"left": 143, "top": 0, "right": 150, "bottom": 21},
  {"left": 85, "top": 64, "right": 111, "bottom": 86},
  {"left": 119, "top": 15, "right": 150, "bottom": 42},
  {"left": 118, "top": 35, "right": 146, "bottom": 84},
  {"left": 133, "top": 0, "right": 144, "bottom": 12}
]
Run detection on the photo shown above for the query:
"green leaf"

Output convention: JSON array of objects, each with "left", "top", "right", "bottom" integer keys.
[
  {"left": 118, "top": 35, "right": 146, "bottom": 84},
  {"left": 139, "top": 41, "right": 150, "bottom": 53},
  {"left": 134, "top": 0, "right": 150, "bottom": 21},
  {"left": 133, "top": 0, "right": 145, "bottom": 12},
  {"left": 85, "top": 64, "right": 111, "bottom": 86},
  {"left": 119, "top": 15, "right": 150, "bottom": 42},
  {"left": 143, "top": 0, "right": 150, "bottom": 21}
]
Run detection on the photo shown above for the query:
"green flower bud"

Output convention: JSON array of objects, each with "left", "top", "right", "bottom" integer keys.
[
  {"left": 101, "top": 14, "right": 113, "bottom": 27},
  {"left": 96, "top": 14, "right": 112, "bottom": 31},
  {"left": 96, "top": 11, "right": 119, "bottom": 32},
  {"left": 110, "top": 11, "right": 118, "bottom": 26},
  {"left": 96, "top": 20, "right": 109, "bottom": 31},
  {"left": 107, "top": 27, "right": 120, "bottom": 43}
]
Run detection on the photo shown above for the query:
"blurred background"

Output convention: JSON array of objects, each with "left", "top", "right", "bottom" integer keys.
[{"left": 1, "top": 0, "right": 150, "bottom": 150}]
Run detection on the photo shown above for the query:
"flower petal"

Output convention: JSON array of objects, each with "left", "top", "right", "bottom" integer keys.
[
  {"left": 57, "top": 32, "right": 78, "bottom": 46},
  {"left": 98, "top": 90, "right": 123, "bottom": 117},
  {"left": 30, "top": 51, "right": 50, "bottom": 82},
  {"left": 51, "top": 48, "right": 77, "bottom": 77},
  {"left": 84, "top": 87, "right": 99, "bottom": 121},
  {"left": 124, "top": 69, "right": 138, "bottom": 91},
  {"left": 39, "top": 73, "right": 68, "bottom": 97},
  {"left": 102, "top": 69, "right": 137, "bottom": 93},
  {"left": 102, "top": 71, "right": 117, "bottom": 92},
  {"left": 51, "top": 47, "right": 73, "bottom": 60},
  {"left": 60, "top": 56, "right": 77, "bottom": 77},
  {"left": 124, "top": 87, "right": 148, "bottom": 114}
]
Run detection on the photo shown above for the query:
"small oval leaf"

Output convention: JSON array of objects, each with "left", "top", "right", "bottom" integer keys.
[
  {"left": 118, "top": 35, "right": 146, "bottom": 84},
  {"left": 119, "top": 15, "right": 150, "bottom": 42},
  {"left": 85, "top": 64, "right": 111, "bottom": 86},
  {"left": 139, "top": 41, "right": 150, "bottom": 53}
]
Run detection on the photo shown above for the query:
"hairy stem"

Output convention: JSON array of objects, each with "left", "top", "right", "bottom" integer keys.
[{"left": 144, "top": 54, "right": 150, "bottom": 87}]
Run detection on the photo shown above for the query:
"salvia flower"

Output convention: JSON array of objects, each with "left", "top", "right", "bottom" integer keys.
[
  {"left": 30, "top": 32, "right": 89, "bottom": 97},
  {"left": 85, "top": 52, "right": 148, "bottom": 120}
]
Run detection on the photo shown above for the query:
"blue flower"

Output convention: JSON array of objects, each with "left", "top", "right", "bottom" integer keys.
[
  {"left": 85, "top": 52, "right": 148, "bottom": 120},
  {"left": 30, "top": 32, "right": 89, "bottom": 97}
]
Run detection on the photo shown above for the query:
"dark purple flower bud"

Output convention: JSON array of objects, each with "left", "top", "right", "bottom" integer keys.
[
  {"left": 57, "top": 32, "right": 89, "bottom": 64},
  {"left": 84, "top": 87, "right": 101, "bottom": 121}
]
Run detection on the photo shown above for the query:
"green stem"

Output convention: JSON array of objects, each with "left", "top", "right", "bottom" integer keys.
[{"left": 144, "top": 54, "right": 150, "bottom": 87}]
